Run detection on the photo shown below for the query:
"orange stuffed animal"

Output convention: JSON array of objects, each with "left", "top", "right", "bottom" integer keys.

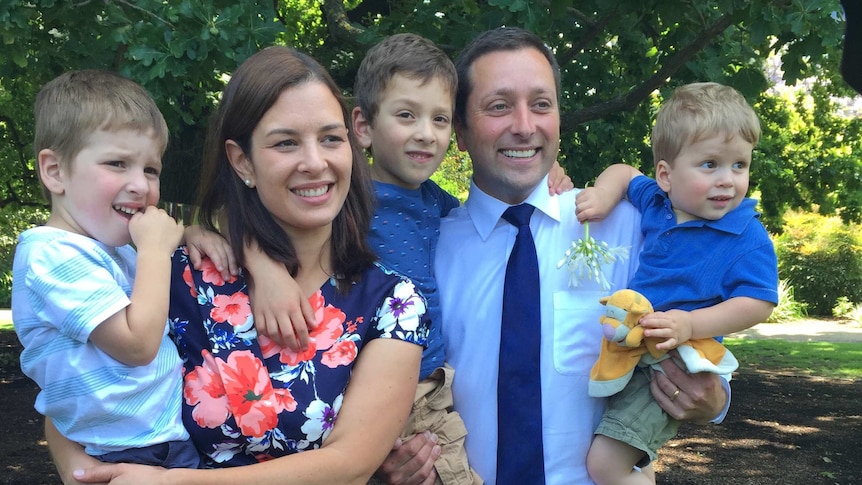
[{"left": 588, "top": 289, "right": 738, "bottom": 397}]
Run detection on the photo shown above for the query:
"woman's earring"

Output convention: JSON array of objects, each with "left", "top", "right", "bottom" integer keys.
[{"left": 244, "top": 179, "right": 252, "bottom": 187}]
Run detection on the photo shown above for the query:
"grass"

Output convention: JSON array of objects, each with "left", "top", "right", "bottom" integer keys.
[{"left": 725, "top": 338, "right": 862, "bottom": 380}]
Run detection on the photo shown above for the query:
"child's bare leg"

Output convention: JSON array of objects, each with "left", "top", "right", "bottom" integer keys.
[
  {"left": 587, "top": 434, "right": 653, "bottom": 485},
  {"left": 639, "top": 463, "right": 656, "bottom": 484}
]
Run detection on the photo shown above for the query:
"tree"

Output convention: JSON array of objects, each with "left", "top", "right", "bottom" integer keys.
[{"left": 0, "top": 0, "right": 854, "bottom": 218}]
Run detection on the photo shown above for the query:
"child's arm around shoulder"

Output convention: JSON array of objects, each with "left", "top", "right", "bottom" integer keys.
[
  {"left": 576, "top": 164, "right": 643, "bottom": 223},
  {"left": 88, "top": 206, "right": 184, "bottom": 366},
  {"left": 243, "top": 238, "right": 317, "bottom": 351},
  {"left": 183, "top": 224, "right": 317, "bottom": 351},
  {"left": 641, "top": 297, "right": 775, "bottom": 350}
]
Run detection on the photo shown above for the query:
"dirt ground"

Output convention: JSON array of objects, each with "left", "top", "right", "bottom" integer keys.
[{"left": 1, "top": 330, "right": 860, "bottom": 485}]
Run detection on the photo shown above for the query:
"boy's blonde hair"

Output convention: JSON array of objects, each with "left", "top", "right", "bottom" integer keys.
[
  {"left": 652, "top": 82, "right": 760, "bottom": 166},
  {"left": 353, "top": 33, "right": 457, "bottom": 125},
  {"left": 33, "top": 70, "right": 168, "bottom": 200}
]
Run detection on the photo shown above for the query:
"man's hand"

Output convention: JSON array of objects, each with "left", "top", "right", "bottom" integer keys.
[
  {"left": 374, "top": 432, "right": 441, "bottom": 485},
  {"left": 650, "top": 352, "right": 728, "bottom": 424}
]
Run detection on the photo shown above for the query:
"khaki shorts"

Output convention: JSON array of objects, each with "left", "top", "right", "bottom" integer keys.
[
  {"left": 400, "top": 364, "right": 483, "bottom": 485},
  {"left": 594, "top": 367, "right": 680, "bottom": 467}
]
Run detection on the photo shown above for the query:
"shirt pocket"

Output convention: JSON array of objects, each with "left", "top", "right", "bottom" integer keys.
[{"left": 552, "top": 290, "right": 606, "bottom": 376}]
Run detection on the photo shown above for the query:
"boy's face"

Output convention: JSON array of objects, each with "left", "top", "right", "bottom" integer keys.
[
  {"left": 45, "top": 128, "right": 162, "bottom": 246},
  {"left": 656, "top": 132, "right": 752, "bottom": 224},
  {"left": 354, "top": 73, "right": 453, "bottom": 189}
]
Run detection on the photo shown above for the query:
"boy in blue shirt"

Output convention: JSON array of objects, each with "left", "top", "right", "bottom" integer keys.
[
  {"left": 11, "top": 70, "right": 197, "bottom": 467},
  {"left": 576, "top": 82, "right": 778, "bottom": 484}
]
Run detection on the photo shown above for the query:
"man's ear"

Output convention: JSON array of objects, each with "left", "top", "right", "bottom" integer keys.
[
  {"left": 38, "top": 149, "right": 66, "bottom": 195},
  {"left": 225, "top": 140, "right": 255, "bottom": 188},
  {"left": 655, "top": 160, "right": 672, "bottom": 192},
  {"left": 351, "top": 106, "right": 373, "bottom": 149},
  {"left": 454, "top": 121, "right": 468, "bottom": 152}
]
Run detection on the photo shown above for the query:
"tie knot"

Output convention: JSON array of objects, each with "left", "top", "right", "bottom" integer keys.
[{"left": 502, "top": 204, "right": 535, "bottom": 227}]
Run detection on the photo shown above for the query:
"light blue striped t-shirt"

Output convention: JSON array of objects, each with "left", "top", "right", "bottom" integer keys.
[{"left": 11, "top": 226, "right": 187, "bottom": 456}]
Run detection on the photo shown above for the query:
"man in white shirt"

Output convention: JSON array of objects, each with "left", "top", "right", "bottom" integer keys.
[{"left": 376, "top": 27, "right": 729, "bottom": 485}]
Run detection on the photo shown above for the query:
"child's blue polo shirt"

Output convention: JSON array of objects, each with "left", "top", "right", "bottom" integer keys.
[{"left": 626, "top": 175, "right": 778, "bottom": 312}]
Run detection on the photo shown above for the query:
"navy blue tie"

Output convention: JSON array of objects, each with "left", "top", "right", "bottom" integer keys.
[{"left": 497, "top": 204, "right": 545, "bottom": 484}]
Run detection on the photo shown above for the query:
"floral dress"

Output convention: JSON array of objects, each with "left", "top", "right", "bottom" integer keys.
[{"left": 168, "top": 247, "right": 429, "bottom": 467}]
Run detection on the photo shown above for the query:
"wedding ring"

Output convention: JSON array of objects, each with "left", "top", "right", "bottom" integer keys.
[{"left": 670, "top": 388, "right": 681, "bottom": 401}]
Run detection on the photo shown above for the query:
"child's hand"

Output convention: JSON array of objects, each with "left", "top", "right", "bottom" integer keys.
[
  {"left": 640, "top": 309, "right": 694, "bottom": 351},
  {"left": 184, "top": 225, "right": 238, "bottom": 282},
  {"left": 575, "top": 186, "right": 616, "bottom": 223},
  {"left": 548, "top": 161, "right": 574, "bottom": 195},
  {"left": 248, "top": 264, "right": 317, "bottom": 351},
  {"left": 129, "top": 206, "right": 184, "bottom": 256}
]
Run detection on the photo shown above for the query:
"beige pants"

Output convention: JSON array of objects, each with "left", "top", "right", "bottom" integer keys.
[{"left": 402, "top": 364, "right": 483, "bottom": 485}]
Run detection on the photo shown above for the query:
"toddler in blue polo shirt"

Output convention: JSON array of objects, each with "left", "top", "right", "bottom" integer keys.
[{"left": 575, "top": 82, "right": 779, "bottom": 485}]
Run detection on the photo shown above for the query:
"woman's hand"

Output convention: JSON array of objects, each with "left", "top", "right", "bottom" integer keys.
[{"left": 73, "top": 463, "right": 169, "bottom": 485}]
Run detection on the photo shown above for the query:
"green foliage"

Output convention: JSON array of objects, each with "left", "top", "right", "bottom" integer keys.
[
  {"left": 0, "top": 205, "right": 49, "bottom": 307},
  {"left": 1, "top": 0, "right": 853, "bottom": 211},
  {"left": 833, "top": 296, "right": 856, "bottom": 319},
  {"left": 833, "top": 297, "right": 862, "bottom": 326},
  {"left": 766, "top": 279, "right": 808, "bottom": 323},
  {"left": 430, "top": 146, "right": 472, "bottom": 203},
  {"left": 756, "top": 86, "right": 862, "bottom": 230},
  {"left": 774, "top": 211, "right": 862, "bottom": 316}
]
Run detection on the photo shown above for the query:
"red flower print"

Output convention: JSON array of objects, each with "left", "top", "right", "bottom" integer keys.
[
  {"left": 259, "top": 290, "right": 347, "bottom": 366},
  {"left": 217, "top": 351, "right": 289, "bottom": 437},
  {"left": 199, "top": 257, "right": 231, "bottom": 285},
  {"left": 183, "top": 265, "right": 196, "bottom": 297},
  {"left": 211, "top": 292, "right": 251, "bottom": 326},
  {"left": 273, "top": 387, "right": 298, "bottom": 413},
  {"left": 321, "top": 340, "right": 357, "bottom": 368},
  {"left": 184, "top": 350, "right": 231, "bottom": 429},
  {"left": 310, "top": 292, "right": 347, "bottom": 350}
]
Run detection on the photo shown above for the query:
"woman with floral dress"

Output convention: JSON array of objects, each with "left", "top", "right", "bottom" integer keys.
[{"left": 48, "top": 46, "right": 428, "bottom": 485}]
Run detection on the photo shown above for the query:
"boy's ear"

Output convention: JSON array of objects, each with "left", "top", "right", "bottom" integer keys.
[
  {"left": 655, "top": 160, "right": 672, "bottom": 192},
  {"left": 351, "top": 106, "right": 373, "bottom": 149},
  {"left": 225, "top": 140, "right": 255, "bottom": 188},
  {"left": 38, "top": 149, "right": 66, "bottom": 196}
]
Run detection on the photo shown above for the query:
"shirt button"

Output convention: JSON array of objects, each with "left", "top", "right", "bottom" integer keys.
[{"left": 665, "top": 213, "right": 672, "bottom": 219}]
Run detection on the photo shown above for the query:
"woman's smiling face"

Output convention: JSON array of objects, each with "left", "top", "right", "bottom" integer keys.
[{"left": 229, "top": 81, "right": 353, "bottom": 239}]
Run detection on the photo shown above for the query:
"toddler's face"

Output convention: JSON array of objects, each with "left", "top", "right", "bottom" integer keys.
[
  {"left": 49, "top": 128, "right": 162, "bottom": 246},
  {"left": 358, "top": 73, "right": 453, "bottom": 189},
  {"left": 657, "top": 132, "right": 752, "bottom": 224}
]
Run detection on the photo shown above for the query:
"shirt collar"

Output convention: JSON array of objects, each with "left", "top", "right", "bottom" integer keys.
[
  {"left": 657, "top": 192, "right": 759, "bottom": 235},
  {"left": 464, "top": 174, "right": 562, "bottom": 240}
]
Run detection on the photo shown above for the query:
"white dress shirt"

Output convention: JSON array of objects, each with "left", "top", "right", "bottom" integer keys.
[{"left": 436, "top": 177, "right": 643, "bottom": 484}]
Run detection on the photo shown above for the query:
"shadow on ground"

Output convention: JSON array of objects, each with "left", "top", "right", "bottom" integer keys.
[{"left": 1, "top": 329, "right": 860, "bottom": 484}]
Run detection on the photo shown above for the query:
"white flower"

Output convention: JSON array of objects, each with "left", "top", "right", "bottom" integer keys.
[
  {"left": 376, "top": 280, "right": 426, "bottom": 335},
  {"left": 557, "top": 221, "right": 630, "bottom": 292},
  {"left": 301, "top": 394, "right": 343, "bottom": 442}
]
